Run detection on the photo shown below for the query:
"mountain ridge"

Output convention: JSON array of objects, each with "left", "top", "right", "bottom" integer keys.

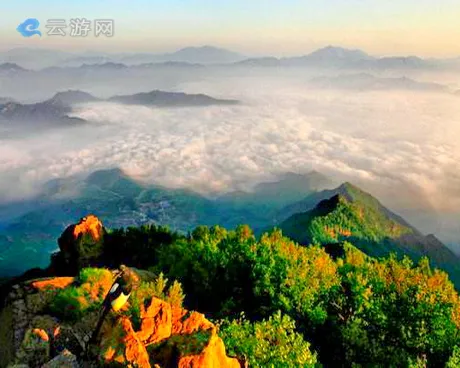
[
  {"left": 108, "top": 90, "right": 239, "bottom": 107},
  {"left": 0, "top": 169, "right": 332, "bottom": 275},
  {"left": 1, "top": 210, "right": 459, "bottom": 367},
  {"left": 309, "top": 73, "right": 450, "bottom": 92},
  {"left": 1, "top": 168, "right": 459, "bottom": 290},
  {"left": 3, "top": 45, "right": 460, "bottom": 70},
  {"left": 0, "top": 89, "right": 240, "bottom": 132},
  {"left": 279, "top": 182, "right": 460, "bottom": 285}
]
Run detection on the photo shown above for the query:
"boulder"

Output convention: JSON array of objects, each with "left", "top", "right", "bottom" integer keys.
[
  {"left": 137, "top": 297, "right": 172, "bottom": 344},
  {"left": 178, "top": 334, "right": 241, "bottom": 368},
  {"left": 50, "top": 216, "right": 105, "bottom": 275},
  {"left": 1, "top": 259, "right": 241, "bottom": 368},
  {"left": 172, "top": 309, "right": 215, "bottom": 336},
  {"left": 100, "top": 316, "right": 150, "bottom": 368},
  {"left": 72, "top": 216, "right": 103, "bottom": 242},
  {"left": 99, "top": 295, "right": 241, "bottom": 368}
]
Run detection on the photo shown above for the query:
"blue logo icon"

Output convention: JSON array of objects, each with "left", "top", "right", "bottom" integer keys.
[{"left": 17, "top": 18, "right": 42, "bottom": 37}]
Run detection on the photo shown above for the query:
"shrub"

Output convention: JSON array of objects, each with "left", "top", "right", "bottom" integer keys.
[
  {"left": 126, "top": 273, "right": 185, "bottom": 330},
  {"left": 446, "top": 346, "right": 460, "bottom": 368},
  {"left": 50, "top": 268, "right": 113, "bottom": 320},
  {"left": 219, "top": 311, "right": 317, "bottom": 368}
]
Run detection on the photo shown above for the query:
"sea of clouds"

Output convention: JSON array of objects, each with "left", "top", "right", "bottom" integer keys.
[{"left": 0, "top": 72, "right": 459, "bottom": 243}]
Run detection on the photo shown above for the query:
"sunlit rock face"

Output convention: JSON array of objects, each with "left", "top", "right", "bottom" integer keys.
[
  {"left": 100, "top": 296, "right": 241, "bottom": 368},
  {"left": 1, "top": 274, "right": 241, "bottom": 368},
  {"left": 72, "top": 215, "right": 104, "bottom": 242},
  {"left": 50, "top": 215, "right": 106, "bottom": 275}
]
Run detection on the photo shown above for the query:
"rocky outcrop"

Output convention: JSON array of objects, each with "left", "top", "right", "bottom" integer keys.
[
  {"left": 0, "top": 278, "right": 92, "bottom": 368},
  {"left": 100, "top": 316, "right": 151, "bottom": 368},
  {"left": 50, "top": 216, "right": 105, "bottom": 275},
  {"left": 1, "top": 215, "right": 241, "bottom": 368},
  {"left": 100, "top": 296, "right": 240, "bottom": 368},
  {"left": 4, "top": 280, "right": 65, "bottom": 359},
  {"left": 177, "top": 334, "right": 241, "bottom": 368},
  {"left": 137, "top": 297, "right": 172, "bottom": 344},
  {"left": 1, "top": 275, "right": 241, "bottom": 368},
  {"left": 171, "top": 309, "right": 214, "bottom": 336},
  {"left": 72, "top": 215, "right": 103, "bottom": 241},
  {"left": 31, "top": 278, "right": 74, "bottom": 291}
]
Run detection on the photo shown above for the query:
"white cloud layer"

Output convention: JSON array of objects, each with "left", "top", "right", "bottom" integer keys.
[{"left": 1, "top": 75, "right": 460, "bottom": 241}]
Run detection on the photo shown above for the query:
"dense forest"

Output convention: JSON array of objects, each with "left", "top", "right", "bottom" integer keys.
[{"left": 42, "top": 220, "right": 460, "bottom": 367}]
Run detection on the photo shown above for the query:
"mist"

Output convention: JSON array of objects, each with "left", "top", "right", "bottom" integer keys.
[{"left": 0, "top": 66, "right": 459, "bottom": 245}]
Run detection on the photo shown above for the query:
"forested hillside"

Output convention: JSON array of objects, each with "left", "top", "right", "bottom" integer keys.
[{"left": 2, "top": 215, "right": 460, "bottom": 367}]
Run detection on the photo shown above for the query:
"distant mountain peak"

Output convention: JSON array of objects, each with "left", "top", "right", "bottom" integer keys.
[
  {"left": 108, "top": 89, "right": 239, "bottom": 107},
  {"left": 310, "top": 73, "right": 447, "bottom": 92},
  {"left": 0, "top": 62, "right": 27, "bottom": 72},
  {"left": 335, "top": 182, "right": 357, "bottom": 201},
  {"left": 162, "top": 45, "right": 246, "bottom": 64},
  {"left": 85, "top": 167, "right": 129, "bottom": 184},
  {"left": 381, "top": 55, "right": 423, "bottom": 62},
  {"left": 278, "top": 182, "right": 460, "bottom": 286},
  {"left": 79, "top": 62, "right": 127, "bottom": 70},
  {"left": 319, "top": 45, "right": 364, "bottom": 52},
  {"left": 337, "top": 181, "right": 364, "bottom": 196},
  {"left": 280, "top": 45, "right": 375, "bottom": 67},
  {"left": 338, "top": 181, "right": 356, "bottom": 191},
  {"left": 177, "top": 45, "right": 230, "bottom": 52},
  {"left": 307, "top": 46, "right": 374, "bottom": 61},
  {"left": 49, "top": 90, "right": 100, "bottom": 106},
  {"left": 279, "top": 181, "right": 421, "bottom": 244},
  {"left": 0, "top": 95, "right": 86, "bottom": 129}
]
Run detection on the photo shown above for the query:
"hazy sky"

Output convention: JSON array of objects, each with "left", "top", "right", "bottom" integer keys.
[{"left": 1, "top": 0, "right": 460, "bottom": 57}]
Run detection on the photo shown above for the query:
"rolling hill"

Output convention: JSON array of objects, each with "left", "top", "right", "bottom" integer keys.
[
  {"left": 279, "top": 182, "right": 460, "bottom": 285},
  {"left": 1, "top": 169, "right": 459, "bottom": 289},
  {"left": 0, "top": 169, "right": 330, "bottom": 275}
]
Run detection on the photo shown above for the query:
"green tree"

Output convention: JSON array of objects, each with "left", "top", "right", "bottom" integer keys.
[{"left": 219, "top": 311, "right": 317, "bottom": 367}]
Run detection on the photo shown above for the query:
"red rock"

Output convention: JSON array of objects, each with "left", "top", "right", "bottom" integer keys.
[
  {"left": 172, "top": 309, "right": 214, "bottom": 336},
  {"left": 31, "top": 277, "right": 74, "bottom": 291},
  {"left": 72, "top": 215, "right": 103, "bottom": 241},
  {"left": 169, "top": 307, "right": 241, "bottom": 367},
  {"left": 178, "top": 334, "right": 241, "bottom": 368},
  {"left": 101, "top": 317, "right": 151, "bottom": 368},
  {"left": 137, "top": 297, "right": 172, "bottom": 344},
  {"left": 32, "top": 328, "right": 49, "bottom": 342},
  {"left": 53, "top": 215, "right": 106, "bottom": 274},
  {"left": 94, "top": 268, "right": 241, "bottom": 368}
]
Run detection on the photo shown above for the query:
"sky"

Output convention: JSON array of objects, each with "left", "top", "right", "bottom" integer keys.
[{"left": 1, "top": 0, "right": 460, "bottom": 57}]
